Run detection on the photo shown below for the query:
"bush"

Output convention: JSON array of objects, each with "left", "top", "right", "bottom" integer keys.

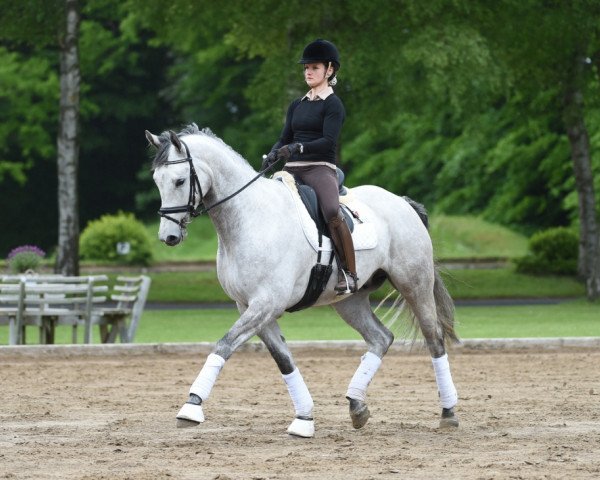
[
  {"left": 6, "top": 245, "right": 46, "bottom": 273},
  {"left": 515, "top": 227, "right": 578, "bottom": 275},
  {"left": 80, "top": 212, "right": 153, "bottom": 265}
]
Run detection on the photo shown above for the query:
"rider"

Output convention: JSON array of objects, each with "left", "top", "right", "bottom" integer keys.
[{"left": 263, "top": 38, "right": 357, "bottom": 294}]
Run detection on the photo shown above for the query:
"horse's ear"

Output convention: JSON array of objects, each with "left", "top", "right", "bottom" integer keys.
[
  {"left": 169, "top": 130, "right": 183, "bottom": 153},
  {"left": 145, "top": 130, "right": 161, "bottom": 149}
]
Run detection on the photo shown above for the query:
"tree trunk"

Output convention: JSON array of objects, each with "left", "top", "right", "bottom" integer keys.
[
  {"left": 55, "top": 0, "right": 80, "bottom": 276},
  {"left": 563, "top": 56, "right": 600, "bottom": 301}
]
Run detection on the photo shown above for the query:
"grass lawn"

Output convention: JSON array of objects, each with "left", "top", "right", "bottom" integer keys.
[
  {"left": 430, "top": 215, "right": 528, "bottom": 259},
  {"left": 146, "top": 216, "right": 217, "bottom": 261},
  {"left": 132, "top": 300, "right": 600, "bottom": 342},
  {"left": 437, "top": 268, "right": 584, "bottom": 299},
  {"left": 137, "top": 267, "right": 585, "bottom": 304},
  {"left": 2, "top": 300, "right": 598, "bottom": 345}
]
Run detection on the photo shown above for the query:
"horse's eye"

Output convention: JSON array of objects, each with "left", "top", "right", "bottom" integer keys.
[{"left": 175, "top": 178, "right": 185, "bottom": 187}]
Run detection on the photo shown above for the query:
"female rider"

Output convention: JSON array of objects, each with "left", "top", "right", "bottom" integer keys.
[{"left": 263, "top": 39, "right": 357, "bottom": 294}]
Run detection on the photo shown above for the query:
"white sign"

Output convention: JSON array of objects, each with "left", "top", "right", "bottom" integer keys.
[{"left": 116, "top": 242, "right": 131, "bottom": 255}]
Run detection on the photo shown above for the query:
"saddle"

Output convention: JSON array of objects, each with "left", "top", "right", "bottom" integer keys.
[{"left": 294, "top": 168, "right": 355, "bottom": 236}]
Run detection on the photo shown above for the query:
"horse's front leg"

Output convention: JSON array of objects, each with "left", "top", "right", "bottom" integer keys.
[
  {"left": 176, "top": 301, "right": 283, "bottom": 428},
  {"left": 258, "top": 321, "right": 315, "bottom": 438}
]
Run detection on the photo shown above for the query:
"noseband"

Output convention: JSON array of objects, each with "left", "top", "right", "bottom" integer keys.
[{"left": 157, "top": 140, "right": 204, "bottom": 229}]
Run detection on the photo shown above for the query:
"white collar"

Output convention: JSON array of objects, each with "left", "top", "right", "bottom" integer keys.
[{"left": 302, "top": 86, "right": 334, "bottom": 101}]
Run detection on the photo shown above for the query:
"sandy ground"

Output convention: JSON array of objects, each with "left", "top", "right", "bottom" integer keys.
[{"left": 1, "top": 346, "right": 599, "bottom": 479}]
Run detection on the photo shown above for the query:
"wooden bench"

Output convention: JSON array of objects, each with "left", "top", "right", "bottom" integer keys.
[
  {"left": 0, "top": 274, "right": 151, "bottom": 345},
  {"left": 90, "top": 275, "right": 152, "bottom": 343}
]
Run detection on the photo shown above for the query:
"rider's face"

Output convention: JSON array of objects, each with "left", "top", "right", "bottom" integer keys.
[{"left": 304, "top": 63, "right": 332, "bottom": 89}]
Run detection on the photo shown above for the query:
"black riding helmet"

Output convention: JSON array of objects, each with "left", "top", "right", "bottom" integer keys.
[{"left": 298, "top": 39, "right": 340, "bottom": 70}]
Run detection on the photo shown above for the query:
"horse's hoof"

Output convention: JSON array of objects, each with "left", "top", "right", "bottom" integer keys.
[
  {"left": 439, "top": 407, "right": 459, "bottom": 428},
  {"left": 177, "top": 418, "right": 200, "bottom": 428},
  {"left": 348, "top": 398, "right": 370, "bottom": 429},
  {"left": 287, "top": 417, "right": 315, "bottom": 438},
  {"left": 176, "top": 402, "right": 205, "bottom": 427}
]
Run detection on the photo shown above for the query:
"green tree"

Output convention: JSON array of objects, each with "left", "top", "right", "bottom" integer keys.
[
  {"left": 0, "top": 0, "right": 174, "bottom": 257},
  {"left": 479, "top": 0, "right": 600, "bottom": 299},
  {"left": 0, "top": 0, "right": 81, "bottom": 275},
  {"left": 56, "top": 0, "right": 81, "bottom": 275},
  {"left": 0, "top": 47, "right": 58, "bottom": 185}
]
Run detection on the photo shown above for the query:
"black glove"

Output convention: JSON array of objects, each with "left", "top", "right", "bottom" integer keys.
[
  {"left": 261, "top": 150, "right": 278, "bottom": 171},
  {"left": 276, "top": 143, "right": 303, "bottom": 161}
]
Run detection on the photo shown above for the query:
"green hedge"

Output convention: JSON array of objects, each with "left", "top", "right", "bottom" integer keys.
[
  {"left": 80, "top": 212, "right": 153, "bottom": 265},
  {"left": 515, "top": 227, "right": 578, "bottom": 275}
]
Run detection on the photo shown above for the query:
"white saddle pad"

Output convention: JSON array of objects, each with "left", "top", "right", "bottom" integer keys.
[{"left": 275, "top": 171, "right": 378, "bottom": 253}]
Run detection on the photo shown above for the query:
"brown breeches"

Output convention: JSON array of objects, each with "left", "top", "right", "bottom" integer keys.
[{"left": 284, "top": 165, "right": 339, "bottom": 221}]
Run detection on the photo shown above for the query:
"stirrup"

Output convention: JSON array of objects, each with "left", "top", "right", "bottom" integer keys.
[{"left": 335, "top": 270, "right": 358, "bottom": 295}]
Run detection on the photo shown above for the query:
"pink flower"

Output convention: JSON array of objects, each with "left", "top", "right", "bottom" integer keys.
[{"left": 7, "top": 245, "right": 46, "bottom": 260}]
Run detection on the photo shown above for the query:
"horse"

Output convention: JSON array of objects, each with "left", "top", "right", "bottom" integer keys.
[{"left": 145, "top": 123, "right": 459, "bottom": 438}]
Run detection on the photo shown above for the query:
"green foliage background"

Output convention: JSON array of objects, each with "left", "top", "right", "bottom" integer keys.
[{"left": 1, "top": 0, "right": 599, "bottom": 254}]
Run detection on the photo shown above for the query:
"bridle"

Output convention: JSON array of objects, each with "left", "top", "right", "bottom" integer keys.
[
  {"left": 157, "top": 137, "right": 284, "bottom": 230},
  {"left": 157, "top": 140, "right": 204, "bottom": 229}
]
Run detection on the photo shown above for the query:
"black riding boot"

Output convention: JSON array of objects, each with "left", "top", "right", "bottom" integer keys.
[{"left": 328, "top": 211, "right": 358, "bottom": 294}]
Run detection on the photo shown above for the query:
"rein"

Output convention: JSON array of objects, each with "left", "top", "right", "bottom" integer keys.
[{"left": 158, "top": 138, "right": 284, "bottom": 228}]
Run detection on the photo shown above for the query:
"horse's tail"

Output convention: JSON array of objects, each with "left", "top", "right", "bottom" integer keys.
[
  {"left": 433, "top": 267, "right": 460, "bottom": 345},
  {"left": 402, "top": 196, "right": 459, "bottom": 346}
]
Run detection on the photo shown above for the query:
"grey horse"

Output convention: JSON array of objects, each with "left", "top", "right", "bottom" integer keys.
[{"left": 146, "top": 124, "right": 459, "bottom": 437}]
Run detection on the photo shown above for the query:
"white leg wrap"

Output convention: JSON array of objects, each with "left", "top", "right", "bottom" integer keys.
[
  {"left": 346, "top": 352, "right": 382, "bottom": 402},
  {"left": 282, "top": 368, "right": 314, "bottom": 417},
  {"left": 432, "top": 353, "right": 458, "bottom": 409},
  {"left": 189, "top": 353, "right": 226, "bottom": 401}
]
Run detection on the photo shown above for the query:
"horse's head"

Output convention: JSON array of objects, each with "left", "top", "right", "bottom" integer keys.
[{"left": 146, "top": 127, "right": 211, "bottom": 246}]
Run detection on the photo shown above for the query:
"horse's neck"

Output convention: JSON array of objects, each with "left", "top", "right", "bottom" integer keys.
[{"left": 191, "top": 138, "right": 279, "bottom": 244}]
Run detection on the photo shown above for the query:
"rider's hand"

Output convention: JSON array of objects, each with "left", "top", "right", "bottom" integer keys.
[
  {"left": 261, "top": 150, "right": 278, "bottom": 171},
  {"left": 276, "top": 143, "right": 303, "bottom": 162}
]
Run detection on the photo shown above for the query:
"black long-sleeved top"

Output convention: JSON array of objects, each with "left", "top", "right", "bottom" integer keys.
[{"left": 271, "top": 94, "right": 345, "bottom": 165}]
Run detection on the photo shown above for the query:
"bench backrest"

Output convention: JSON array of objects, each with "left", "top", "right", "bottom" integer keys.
[
  {"left": 0, "top": 277, "right": 110, "bottom": 345},
  {"left": 0, "top": 280, "right": 108, "bottom": 312},
  {"left": 1, "top": 274, "right": 109, "bottom": 284}
]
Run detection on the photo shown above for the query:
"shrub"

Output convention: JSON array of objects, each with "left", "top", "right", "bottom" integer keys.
[
  {"left": 515, "top": 227, "right": 578, "bottom": 275},
  {"left": 80, "top": 212, "right": 153, "bottom": 265},
  {"left": 6, "top": 245, "right": 46, "bottom": 273}
]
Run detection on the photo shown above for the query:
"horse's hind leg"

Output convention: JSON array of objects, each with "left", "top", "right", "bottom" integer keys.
[
  {"left": 392, "top": 272, "right": 459, "bottom": 428},
  {"left": 258, "top": 321, "right": 315, "bottom": 438},
  {"left": 333, "top": 291, "right": 394, "bottom": 429}
]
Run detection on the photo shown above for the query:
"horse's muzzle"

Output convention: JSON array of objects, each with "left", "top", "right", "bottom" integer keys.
[{"left": 164, "top": 234, "right": 182, "bottom": 246}]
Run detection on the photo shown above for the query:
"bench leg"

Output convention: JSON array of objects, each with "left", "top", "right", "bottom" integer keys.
[
  {"left": 44, "top": 319, "right": 56, "bottom": 345},
  {"left": 119, "top": 320, "right": 129, "bottom": 343},
  {"left": 105, "top": 322, "right": 120, "bottom": 343},
  {"left": 99, "top": 325, "right": 109, "bottom": 343},
  {"left": 84, "top": 320, "right": 93, "bottom": 344},
  {"left": 9, "top": 317, "right": 17, "bottom": 345},
  {"left": 9, "top": 319, "right": 24, "bottom": 345}
]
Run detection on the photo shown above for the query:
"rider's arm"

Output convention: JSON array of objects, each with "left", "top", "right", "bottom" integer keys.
[{"left": 270, "top": 99, "right": 301, "bottom": 152}]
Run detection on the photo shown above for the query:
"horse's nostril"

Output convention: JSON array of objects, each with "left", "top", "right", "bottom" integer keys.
[{"left": 165, "top": 235, "right": 180, "bottom": 246}]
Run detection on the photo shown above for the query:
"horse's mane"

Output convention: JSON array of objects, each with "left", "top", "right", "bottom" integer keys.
[{"left": 152, "top": 123, "right": 250, "bottom": 170}]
